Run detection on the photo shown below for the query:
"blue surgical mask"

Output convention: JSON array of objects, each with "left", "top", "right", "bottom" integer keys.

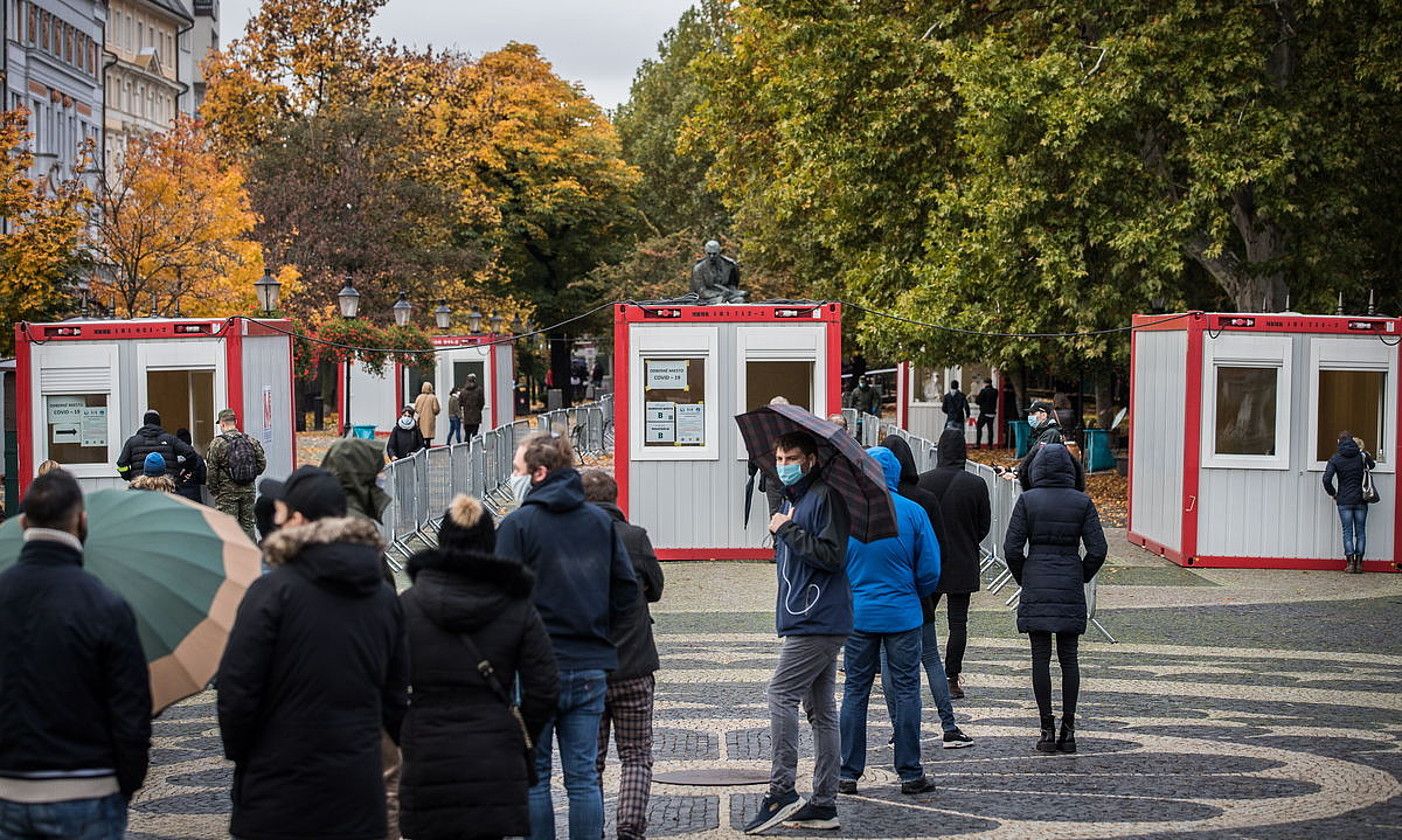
[
  {"left": 1027, "top": 414, "right": 1042, "bottom": 430},
  {"left": 776, "top": 463, "right": 805, "bottom": 486},
  {"left": 508, "top": 473, "right": 532, "bottom": 502}
]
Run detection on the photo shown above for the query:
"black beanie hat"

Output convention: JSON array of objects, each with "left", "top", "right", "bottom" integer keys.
[{"left": 438, "top": 494, "right": 496, "bottom": 555}]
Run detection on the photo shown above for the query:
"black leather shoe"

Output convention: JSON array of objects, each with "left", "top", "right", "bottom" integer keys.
[
  {"left": 1036, "top": 716, "right": 1057, "bottom": 753},
  {"left": 900, "top": 776, "right": 936, "bottom": 795},
  {"left": 948, "top": 675, "right": 965, "bottom": 699},
  {"left": 1057, "top": 721, "right": 1077, "bottom": 754}
]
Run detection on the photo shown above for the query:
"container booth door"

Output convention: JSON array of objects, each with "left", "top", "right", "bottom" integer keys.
[
  {"left": 136, "top": 341, "right": 227, "bottom": 458},
  {"left": 29, "top": 342, "right": 125, "bottom": 488}
]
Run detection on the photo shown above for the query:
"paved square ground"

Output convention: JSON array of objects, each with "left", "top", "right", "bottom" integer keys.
[{"left": 129, "top": 556, "right": 1402, "bottom": 839}]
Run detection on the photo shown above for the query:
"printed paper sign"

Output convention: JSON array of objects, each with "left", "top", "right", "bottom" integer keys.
[
  {"left": 676, "top": 403, "right": 705, "bottom": 445},
  {"left": 646, "top": 360, "right": 688, "bottom": 390},
  {"left": 645, "top": 401, "right": 676, "bottom": 423},
  {"left": 80, "top": 407, "right": 108, "bottom": 448},
  {"left": 47, "top": 396, "right": 85, "bottom": 425},
  {"left": 261, "top": 387, "right": 276, "bottom": 448},
  {"left": 645, "top": 421, "right": 676, "bottom": 444},
  {"left": 52, "top": 423, "right": 80, "bottom": 445}
]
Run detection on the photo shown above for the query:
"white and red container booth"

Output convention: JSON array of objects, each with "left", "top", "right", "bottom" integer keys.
[
  {"left": 14, "top": 317, "right": 296, "bottom": 495},
  {"left": 339, "top": 334, "right": 514, "bottom": 439},
  {"left": 613, "top": 302, "right": 843, "bottom": 560},
  {"left": 1128, "top": 311, "right": 1400, "bottom": 572}
]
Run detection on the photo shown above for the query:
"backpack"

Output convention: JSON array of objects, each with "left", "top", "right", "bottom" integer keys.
[{"left": 224, "top": 432, "right": 259, "bottom": 485}]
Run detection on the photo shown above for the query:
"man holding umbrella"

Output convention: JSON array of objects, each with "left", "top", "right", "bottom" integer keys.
[{"left": 744, "top": 430, "right": 851, "bottom": 834}]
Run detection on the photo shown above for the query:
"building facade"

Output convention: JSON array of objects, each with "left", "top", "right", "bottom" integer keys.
[
  {"left": 2, "top": 0, "right": 106, "bottom": 184},
  {"left": 102, "top": 0, "right": 190, "bottom": 179},
  {"left": 187, "top": 0, "right": 212, "bottom": 111}
]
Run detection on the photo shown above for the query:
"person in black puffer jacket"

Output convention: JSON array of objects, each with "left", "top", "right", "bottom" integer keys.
[
  {"left": 1322, "top": 432, "right": 1377, "bottom": 573},
  {"left": 1003, "top": 444, "right": 1106, "bottom": 756},
  {"left": 387, "top": 406, "right": 427, "bottom": 461},
  {"left": 173, "top": 428, "right": 207, "bottom": 504},
  {"left": 115, "top": 411, "right": 198, "bottom": 482},
  {"left": 917, "top": 429, "right": 991, "bottom": 699},
  {"left": 399, "top": 495, "right": 559, "bottom": 840}
]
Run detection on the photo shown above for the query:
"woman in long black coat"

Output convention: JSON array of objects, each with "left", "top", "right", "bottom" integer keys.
[
  {"left": 1003, "top": 444, "right": 1106, "bottom": 755},
  {"left": 399, "top": 495, "right": 559, "bottom": 840}
]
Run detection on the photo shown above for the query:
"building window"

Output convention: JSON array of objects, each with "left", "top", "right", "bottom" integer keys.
[
  {"left": 1214, "top": 367, "right": 1278, "bottom": 457},
  {"left": 643, "top": 358, "right": 708, "bottom": 448},
  {"left": 745, "top": 361, "right": 814, "bottom": 413},
  {"left": 1316, "top": 370, "right": 1387, "bottom": 463},
  {"left": 45, "top": 394, "right": 110, "bottom": 465}
]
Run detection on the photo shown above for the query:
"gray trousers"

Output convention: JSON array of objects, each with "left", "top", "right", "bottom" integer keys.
[{"left": 767, "top": 634, "right": 846, "bottom": 807}]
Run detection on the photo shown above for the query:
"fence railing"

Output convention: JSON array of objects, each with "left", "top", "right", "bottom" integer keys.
[{"left": 378, "top": 396, "right": 611, "bottom": 569}]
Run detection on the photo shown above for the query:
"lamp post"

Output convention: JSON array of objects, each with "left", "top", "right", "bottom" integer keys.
[
  {"left": 254, "top": 267, "right": 282, "bottom": 315},
  {"left": 434, "top": 301, "right": 452, "bottom": 331},
  {"left": 489, "top": 313, "right": 504, "bottom": 335},
  {"left": 393, "top": 291, "right": 413, "bottom": 327},
  {"left": 468, "top": 309, "right": 483, "bottom": 334},
  {"left": 337, "top": 275, "right": 360, "bottom": 435}
]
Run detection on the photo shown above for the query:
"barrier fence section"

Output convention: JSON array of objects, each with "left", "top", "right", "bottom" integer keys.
[{"left": 378, "top": 396, "right": 612, "bottom": 570}]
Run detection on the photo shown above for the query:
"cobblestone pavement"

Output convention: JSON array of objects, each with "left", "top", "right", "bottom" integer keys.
[{"left": 129, "top": 560, "right": 1402, "bottom": 839}]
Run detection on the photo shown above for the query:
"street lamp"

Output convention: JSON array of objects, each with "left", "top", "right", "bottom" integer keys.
[
  {"left": 337, "top": 275, "right": 361, "bottom": 319},
  {"left": 434, "top": 301, "right": 452, "bottom": 331},
  {"left": 468, "top": 310, "right": 483, "bottom": 334},
  {"left": 393, "top": 291, "right": 413, "bottom": 327},
  {"left": 254, "top": 267, "right": 282, "bottom": 315},
  {"left": 489, "top": 313, "right": 504, "bottom": 335},
  {"left": 338, "top": 275, "right": 360, "bottom": 436}
]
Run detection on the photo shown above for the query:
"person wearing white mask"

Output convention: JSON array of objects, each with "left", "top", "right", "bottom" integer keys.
[{"left": 386, "top": 405, "right": 426, "bottom": 461}]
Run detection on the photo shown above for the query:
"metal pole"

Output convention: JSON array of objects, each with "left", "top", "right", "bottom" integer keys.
[{"left": 344, "top": 356, "right": 352, "bottom": 436}]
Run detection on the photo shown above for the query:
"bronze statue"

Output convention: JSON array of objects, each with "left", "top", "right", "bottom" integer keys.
[{"left": 690, "top": 240, "right": 745, "bottom": 304}]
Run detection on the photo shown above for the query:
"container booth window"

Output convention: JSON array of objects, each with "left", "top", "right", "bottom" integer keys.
[
  {"left": 630, "top": 326, "right": 719, "bottom": 461},
  {"left": 32, "top": 343, "right": 122, "bottom": 477},
  {"left": 1203, "top": 334, "right": 1292, "bottom": 469},
  {"left": 1309, "top": 337, "right": 1396, "bottom": 469},
  {"left": 734, "top": 325, "right": 827, "bottom": 457}
]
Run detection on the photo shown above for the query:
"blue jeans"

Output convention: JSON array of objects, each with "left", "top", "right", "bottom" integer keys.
[
  {"left": 840, "top": 628, "right": 924, "bottom": 783},
  {"left": 0, "top": 793, "right": 126, "bottom": 840},
  {"left": 1339, "top": 505, "right": 1368, "bottom": 557},
  {"left": 529, "top": 668, "right": 607, "bottom": 840},
  {"left": 896, "top": 622, "right": 958, "bottom": 734},
  {"left": 447, "top": 415, "right": 463, "bottom": 444}
]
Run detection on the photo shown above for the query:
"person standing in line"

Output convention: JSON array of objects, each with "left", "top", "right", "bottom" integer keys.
[
  {"left": 0, "top": 470, "right": 151, "bottom": 840},
  {"left": 838, "top": 447, "right": 942, "bottom": 799},
  {"left": 446, "top": 387, "right": 464, "bottom": 445},
  {"left": 1323, "top": 431, "right": 1377, "bottom": 574},
  {"left": 1008, "top": 401, "right": 1084, "bottom": 492},
  {"left": 918, "top": 429, "right": 991, "bottom": 701},
  {"left": 458, "top": 374, "right": 487, "bottom": 440},
  {"left": 415, "top": 383, "right": 441, "bottom": 448},
  {"left": 941, "top": 380, "right": 969, "bottom": 432},
  {"left": 205, "top": 409, "right": 267, "bottom": 540},
  {"left": 495, "top": 434, "right": 638, "bottom": 840},
  {"left": 581, "top": 470, "right": 665, "bottom": 840},
  {"left": 129, "top": 453, "right": 177, "bottom": 493},
  {"left": 115, "top": 409, "right": 197, "bottom": 483},
  {"left": 216, "top": 467, "right": 408, "bottom": 840},
  {"left": 398, "top": 494, "right": 559, "bottom": 840},
  {"left": 845, "top": 376, "right": 881, "bottom": 417},
  {"left": 878, "top": 436, "right": 972, "bottom": 748},
  {"left": 173, "top": 428, "right": 207, "bottom": 504},
  {"left": 974, "top": 379, "right": 999, "bottom": 449},
  {"left": 1003, "top": 444, "right": 1107, "bottom": 755},
  {"left": 743, "top": 431, "right": 850, "bottom": 835},
  {"left": 387, "top": 406, "right": 426, "bottom": 461}
]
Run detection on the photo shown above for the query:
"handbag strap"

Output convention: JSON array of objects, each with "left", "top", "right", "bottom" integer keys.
[{"left": 403, "top": 594, "right": 515, "bottom": 709}]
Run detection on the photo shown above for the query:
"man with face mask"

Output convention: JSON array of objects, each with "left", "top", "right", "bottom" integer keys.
[
  {"left": 845, "top": 376, "right": 882, "bottom": 417},
  {"left": 0, "top": 470, "right": 151, "bottom": 839},
  {"left": 1009, "top": 401, "right": 1084, "bottom": 491},
  {"left": 386, "top": 405, "right": 426, "bottom": 461},
  {"left": 744, "top": 431, "right": 851, "bottom": 834}
]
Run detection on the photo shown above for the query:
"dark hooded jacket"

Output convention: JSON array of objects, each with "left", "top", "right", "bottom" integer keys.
[
  {"left": 1323, "top": 437, "right": 1376, "bottom": 507},
  {"left": 495, "top": 468, "right": 639, "bottom": 672},
  {"left": 398, "top": 549, "right": 559, "bottom": 840},
  {"left": 1003, "top": 445, "right": 1107, "bottom": 635},
  {"left": 595, "top": 501, "right": 664, "bottom": 681},
  {"left": 216, "top": 516, "right": 409, "bottom": 840},
  {"left": 918, "top": 430, "right": 991, "bottom": 594},
  {"left": 321, "top": 438, "right": 391, "bottom": 523},
  {"left": 1017, "top": 423, "right": 1085, "bottom": 492},
  {"left": 172, "top": 430, "right": 207, "bottom": 504},
  {"left": 115, "top": 423, "right": 197, "bottom": 482},
  {"left": 457, "top": 381, "right": 486, "bottom": 426}
]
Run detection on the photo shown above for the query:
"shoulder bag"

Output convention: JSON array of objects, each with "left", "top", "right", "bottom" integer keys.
[
  {"left": 451, "top": 630, "right": 539, "bottom": 786},
  {"left": 1361, "top": 463, "right": 1381, "bottom": 505}
]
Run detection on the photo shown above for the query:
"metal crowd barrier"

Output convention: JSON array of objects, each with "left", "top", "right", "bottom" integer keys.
[{"left": 377, "top": 398, "right": 612, "bottom": 570}]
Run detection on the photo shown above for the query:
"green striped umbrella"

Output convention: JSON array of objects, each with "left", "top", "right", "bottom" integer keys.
[{"left": 0, "top": 489, "right": 262, "bottom": 715}]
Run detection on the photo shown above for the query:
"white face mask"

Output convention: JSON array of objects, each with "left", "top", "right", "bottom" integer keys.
[
  {"left": 398, "top": 415, "right": 415, "bottom": 430},
  {"left": 508, "top": 473, "right": 532, "bottom": 502}
]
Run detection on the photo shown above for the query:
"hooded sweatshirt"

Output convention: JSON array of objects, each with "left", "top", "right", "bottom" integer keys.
[
  {"left": 321, "top": 438, "right": 391, "bottom": 523},
  {"left": 917, "top": 430, "right": 991, "bottom": 594},
  {"left": 844, "top": 448, "right": 941, "bottom": 634},
  {"left": 1323, "top": 436, "right": 1376, "bottom": 507},
  {"left": 495, "top": 468, "right": 638, "bottom": 671}
]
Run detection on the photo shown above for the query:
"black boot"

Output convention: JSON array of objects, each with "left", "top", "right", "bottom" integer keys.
[
  {"left": 1036, "top": 716, "right": 1057, "bottom": 753},
  {"left": 1353, "top": 554, "right": 1365, "bottom": 574},
  {"left": 1057, "top": 720, "right": 1077, "bottom": 754}
]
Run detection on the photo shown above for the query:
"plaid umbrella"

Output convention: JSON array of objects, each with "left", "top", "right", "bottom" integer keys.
[{"left": 735, "top": 403, "right": 898, "bottom": 542}]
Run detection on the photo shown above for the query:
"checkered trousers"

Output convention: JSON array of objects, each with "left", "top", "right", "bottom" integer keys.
[{"left": 596, "top": 674, "right": 656, "bottom": 840}]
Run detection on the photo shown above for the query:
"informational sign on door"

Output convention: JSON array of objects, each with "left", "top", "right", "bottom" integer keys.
[
  {"left": 80, "top": 406, "right": 108, "bottom": 448},
  {"left": 676, "top": 404, "right": 706, "bottom": 445},
  {"left": 646, "top": 360, "right": 688, "bottom": 391},
  {"left": 645, "top": 401, "right": 676, "bottom": 444},
  {"left": 261, "top": 386, "right": 276, "bottom": 448}
]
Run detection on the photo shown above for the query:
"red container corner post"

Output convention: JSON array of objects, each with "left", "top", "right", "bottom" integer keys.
[
  {"left": 15, "top": 318, "right": 297, "bottom": 496},
  {"left": 1127, "top": 311, "right": 1401, "bottom": 572},
  {"left": 613, "top": 302, "right": 843, "bottom": 561}
]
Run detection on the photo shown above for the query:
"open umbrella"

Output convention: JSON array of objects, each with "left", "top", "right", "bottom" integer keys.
[
  {"left": 735, "top": 403, "right": 898, "bottom": 542},
  {"left": 0, "top": 489, "right": 262, "bottom": 715}
]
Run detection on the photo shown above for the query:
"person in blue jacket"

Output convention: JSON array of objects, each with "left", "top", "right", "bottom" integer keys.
[
  {"left": 744, "top": 431, "right": 851, "bottom": 835},
  {"left": 838, "top": 447, "right": 941, "bottom": 798}
]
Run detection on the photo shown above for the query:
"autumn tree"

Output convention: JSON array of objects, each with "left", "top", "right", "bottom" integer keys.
[
  {"left": 89, "top": 117, "right": 265, "bottom": 318},
  {"left": 0, "top": 108, "right": 90, "bottom": 352}
]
